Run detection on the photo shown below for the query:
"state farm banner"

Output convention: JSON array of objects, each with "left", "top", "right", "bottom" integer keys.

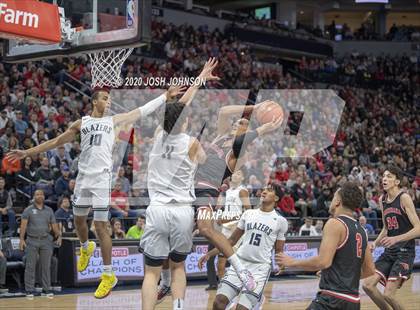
[{"left": 0, "top": 0, "right": 61, "bottom": 43}]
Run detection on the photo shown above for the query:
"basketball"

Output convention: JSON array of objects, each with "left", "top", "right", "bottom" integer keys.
[{"left": 255, "top": 101, "right": 284, "bottom": 125}]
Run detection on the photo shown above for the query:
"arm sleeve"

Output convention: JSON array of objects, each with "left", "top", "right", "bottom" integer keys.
[
  {"left": 138, "top": 94, "right": 166, "bottom": 117},
  {"left": 232, "top": 130, "right": 258, "bottom": 158},
  {"left": 276, "top": 218, "right": 288, "bottom": 241}
]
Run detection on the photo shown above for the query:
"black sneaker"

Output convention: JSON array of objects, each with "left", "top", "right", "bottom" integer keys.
[
  {"left": 0, "top": 284, "right": 8, "bottom": 293},
  {"left": 156, "top": 285, "right": 171, "bottom": 304},
  {"left": 205, "top": 285, "right": 218, "bottom": 291},
  {"left": 41, "top": 290, "right": 54, "bottom": 299}
]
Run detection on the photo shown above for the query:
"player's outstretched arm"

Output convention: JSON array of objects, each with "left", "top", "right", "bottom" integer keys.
[
  {"left": 276, "top": 218, "right": 344, "bottom": 271},
  {"left": 112, "top": 85, "right": 186, "bottom": 125},
  {"left": 6, "top": 120, "right": 81, "bottom": 162},
  {"left": 178, "top": 57, "right": 220, "bottom": 106},
  {"left": 361, "top": 244, "right": 375, "bottom": 279},
  {"left": 372, "top": 196, "right": 388, "bottom": 249},
  {"left": 381, "top": 193, "right": 420, "bottom": 247}
]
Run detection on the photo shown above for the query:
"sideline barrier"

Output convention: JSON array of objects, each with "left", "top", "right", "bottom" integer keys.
[{"left": 58, "top": 237, "right": 420, "bottom": 287}]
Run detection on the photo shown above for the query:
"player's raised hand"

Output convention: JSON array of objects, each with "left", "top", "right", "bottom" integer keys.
[
  {"left": 166, "top": 85, "right": 187, "bottom": 101},
  {"left": 6, "top": 149, "right": 27, "bottom": 163},
  {"left": 198, "top": 57, "right": 220, "bottom": 82},
  {"left": 275, "top": 253, "right": 295, "bottom": 268},
  {"left": 258, "top": 115, "right": 283, "bottom": 135},
  {"left": 198, "top": 254, "right": 209, "bottom": 270}
]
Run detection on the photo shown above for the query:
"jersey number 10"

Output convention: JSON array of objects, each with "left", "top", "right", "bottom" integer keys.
[{"left": 90, "top": 134, "right": 102, "bottom": 146}]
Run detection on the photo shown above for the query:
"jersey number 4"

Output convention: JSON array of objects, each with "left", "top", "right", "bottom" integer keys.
[
  {"left": 386, "top": 216, "right": 399, "bottom": 230},
  {"left": 90, "top": 134, "right": 102, "bottom": 146},
  {"left": 249, "top": 233, "right": 262, "bottom": 246}
]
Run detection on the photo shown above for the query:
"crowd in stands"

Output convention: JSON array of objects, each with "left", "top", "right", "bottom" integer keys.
[{"left": 0, "top": 18, "right": 418, "bottom": 248}]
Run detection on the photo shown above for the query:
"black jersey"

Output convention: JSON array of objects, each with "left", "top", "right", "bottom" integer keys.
[
  {"left": 382, "top": 192, "right": 415, "bottom": 253},
  {"left": 319, "top": 215, "right": 368, "bottom": 298},
  {"left": 195, "top": 134, "right": 234, "bottom": 190}
]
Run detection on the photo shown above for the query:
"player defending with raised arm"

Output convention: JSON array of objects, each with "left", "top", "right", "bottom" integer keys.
[
  {"left": 278, "top": 182, "right": 376, "bottom": 310},
  {"left": 198, "top": 184, "right": 287, "bottom": 310},
  {"left": 363, "top": 166, "right": 420, "bottom": 310},
  {"left": 6, "top": 85, "right": 184, "bottom": 299},
  {"left": 139, "top": 58, "right": 218, "bottom": 310}
]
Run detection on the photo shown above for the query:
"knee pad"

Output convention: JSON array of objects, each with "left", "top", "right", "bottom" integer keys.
[{"left": 144, "top": 255, "right": 164, "bottom": 267}]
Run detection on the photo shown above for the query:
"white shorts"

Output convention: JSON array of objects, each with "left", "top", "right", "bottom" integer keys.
[
  {"left": 139, "top": 202, "right": 194, "bottom": 260},
  {"left": 72, "top": 170, "right": 111, "bottom": 222},
  {"left": 217, "top": 260, "right": 271, "bottom": 309}
]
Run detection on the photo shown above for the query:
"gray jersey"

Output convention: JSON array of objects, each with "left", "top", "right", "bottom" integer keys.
[
  {"left": 147, "top": 131, "right": 197, "bottom": 204},
  {"left": 78, "top": 116, "right": 114, "bottom": 174},
  {"left": 237, "top": 209, "right": 288, "bottom": 264}
]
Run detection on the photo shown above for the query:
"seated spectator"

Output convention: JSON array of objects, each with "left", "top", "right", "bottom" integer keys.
[
  {"left": 359, "top": 216, "right": 375, "bottom": 235},
  {"left": 110, "top": 181, "right": 141, "bottom": 219},
  {"left": 36, "top": 157, "right": 54, "bottom": 197},
  {"left": 299, "top": 217, "right": 318, "bottom": 236},
  {"left": 115, "top": 167, "right": 131, "bottom": 194},
  {"left": 313, "top": 186, "right": 331, "bottom": 217},
  {"left": 0, "top": 176, "right": 16, "bottom": 237},
  {"left": 18, "top": 156, "right": 39, "bottom": 195},
  {"left": 278, "top": 188, "right": 298, "bottom": 217},
  {"left": 0, "top": 243, "right": 6, "bottom": 291},
  {"left": 126, "top": 216, "right": 145, "bottom": 239},
  {"left": 314, "top": 219, "right": 324, "bottom": 236},
  {"left": 111, "top": 219, "right": 125, "bottom": 239},
  {"left": 54, "top": 165, "right": 71, "bottom": 197},
  {"left": 54, "top": 196, "right": 74, "bottom": 233},
  {"left": 14, "top": 110, "right": 28, "bottom": 141}
]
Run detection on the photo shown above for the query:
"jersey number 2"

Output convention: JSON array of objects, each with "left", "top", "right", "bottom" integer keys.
[
  {"left": 356, "top": 233, "right": 362, "bottom": 258},
  {"left": 90, "top": 134, "right": 102, "bottom": 146},
  {"left": 249, "top": 233, "right": 262, "bottom": 246},
  {"left": 386, "top": 216, "right": 399, "bottom": 230}
]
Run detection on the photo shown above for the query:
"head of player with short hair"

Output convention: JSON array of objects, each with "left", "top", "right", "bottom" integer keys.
[
  {"left": 91, "top": 88, "right": 111, "bottom": 117},
  {"left": 231, "top": 118, "right": 250, "bottom": 137},
  {"left": 260, "top": 183, "right": 281, "bottom": 212},
  {"left": 230, "top": 169, "right": 244, "bottom": 187},
  {"left": 329, "top": 181, "right": 363, "bottom": 217},
  {"left": 382, "top": 165, "right": 403, "bottom": 194},
  {"left": 163, "top": 101, "right": 189, "bottom": 135}
]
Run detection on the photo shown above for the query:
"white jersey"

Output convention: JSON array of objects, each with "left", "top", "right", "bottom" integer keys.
[
  {"left": 78, "top": 116, "right": 114, "bottom": 174},
  {"left": 222, "top": 185, "right": 246, "bottom": 231},
  {"left": 236, "top": 208, "right": 288, "bottom": 265},
  {"left": 147, "top": 131, "right": 197, "bottom": 204}
]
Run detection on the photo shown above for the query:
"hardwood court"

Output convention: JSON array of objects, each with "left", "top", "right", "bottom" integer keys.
[{"left": 1, "top": 273, "right": 420, "bottom": 309}]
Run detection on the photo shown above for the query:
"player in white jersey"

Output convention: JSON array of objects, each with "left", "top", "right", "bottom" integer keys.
[
  {"left": 7, "top": 85, "right": 183, "bottom": 299},
  {"left": 140, "top": 58, "right": 218, "bottom": 310},
  {"left": 198, "top": 184, "right": 288, "bottom": 310},
  {"left": 217, "top": 169, "right": 251, "bottom": 279}
]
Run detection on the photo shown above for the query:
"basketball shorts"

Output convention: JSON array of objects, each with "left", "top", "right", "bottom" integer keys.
[
  {"left": 307, "top": 292, "right": 360, "bottom": 310},
  {"left": 139, "top": 202, "right": 194, "bottom": 262},
  {"left": 375, "top": 248, "right": 415, "bottom": 287},
  {"left": 217, "top": 260, "right": 271, "bottom": 309},
  {"left": 72, "top": 170, "right": 111, "bottom": 221},
  {"left": 194, "top": 187, "right": 219, "bottom": 214}
]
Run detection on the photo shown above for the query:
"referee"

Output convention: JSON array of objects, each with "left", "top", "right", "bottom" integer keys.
[{"left": 19, "top": 189, "right": 61, "bottom": 299}]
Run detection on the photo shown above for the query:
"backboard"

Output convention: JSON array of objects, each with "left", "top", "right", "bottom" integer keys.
[{"left": 3, "top": 0, "right": 151, "bottom": 62}]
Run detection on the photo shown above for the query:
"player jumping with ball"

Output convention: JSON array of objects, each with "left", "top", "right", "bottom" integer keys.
[{"left": 7, "top": 85, "right": 184, "bottom": 299}]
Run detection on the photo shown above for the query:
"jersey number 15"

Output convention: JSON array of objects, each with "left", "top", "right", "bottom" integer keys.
[{"left": 249, "top": 233, "right": 262, "bottom": 246}]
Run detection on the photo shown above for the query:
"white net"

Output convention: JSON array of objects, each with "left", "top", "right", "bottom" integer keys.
[{"left": 88, "top": 48, "right": 134, "bottom": 89}]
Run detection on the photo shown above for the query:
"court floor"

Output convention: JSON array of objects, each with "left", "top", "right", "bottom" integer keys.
[{"left": 1, "top": 274, "right": 420, "bottom": 309}]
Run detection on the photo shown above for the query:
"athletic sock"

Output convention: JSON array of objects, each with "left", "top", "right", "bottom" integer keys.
[
  {"left": 81, "top": 240, "right": 89, "bottom": 250},
  {"left": 227, "top": 254, "right": 244, "bottom": 273},
  {"left": 173, "top": 298, "right": 184, "bottom": 310},
  {"left": 161, "top": 269, "right": 171, "bottom": 287},
  {"left": 103, "top": 265, "right": 113, "bottom": 275}
]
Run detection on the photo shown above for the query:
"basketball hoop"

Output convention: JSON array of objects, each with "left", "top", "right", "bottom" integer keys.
[{"left": 88, "top": 48, "right": 134, "bottom": 89}]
